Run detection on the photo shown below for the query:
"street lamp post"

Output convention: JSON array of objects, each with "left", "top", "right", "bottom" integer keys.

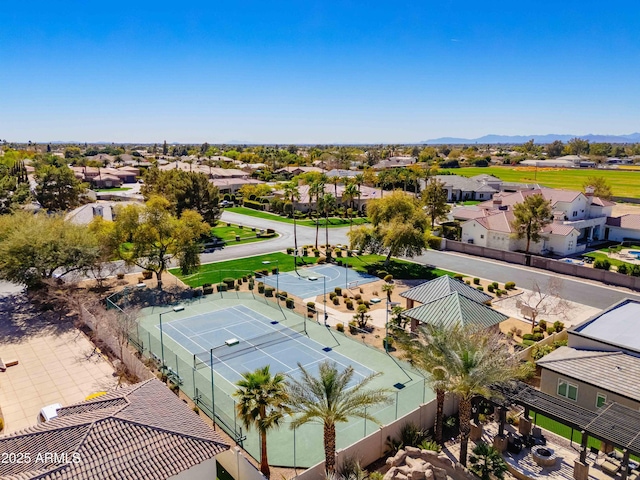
[
  {"left": 262, "top": 259, "right": 280, "bottom": 304},
  {"left": 385, "top": 300, "right": 400, "bottom": 353},
  {"left": 158, "top": 306, "right": 185, "bottom": 370}
]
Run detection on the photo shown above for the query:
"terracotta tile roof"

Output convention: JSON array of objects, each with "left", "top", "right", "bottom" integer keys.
[
  {"left": 606, "top": 214, "right": 640, "bottom": 230},
  {"left": 0, "top": 379, "right": 228, "bottom": 479},
  {"left": 478, "top": 188, "right": 583, "bottom": 209},
  {"left": 475, "top": 211, "right": 515, "bottom": 233},
  {"left": 591, "top": 197, "right": 616, "bottom": 207},
  {"left": 450, "top": 206, "right": 492, "bottom": 221},
  {"left": 542, "top": 223, "right": 578, "bottom": 236}
]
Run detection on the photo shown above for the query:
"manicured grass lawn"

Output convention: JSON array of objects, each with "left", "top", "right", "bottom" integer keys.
[
  {"left": 460, "top": 200, "right": 481, "bottom": 205},
  {"left": 209, "top": 224, "right": 274, "bottom": 246},
  {"left": 227, "top": 207, "right": 369, "bottom": 228},
  {"left": 170, "top": 252, "right": 319, "bottom": 287},
  {"left": 583, "top": 251, "right": 634, "bottom": 269},
  {"left": 170, "top": 252, "right": 458, "bottom": 287},
  {"left": 93, "top": 187, "right": 132, "bottom": 192},
  {"left": 446, "top": 166, "right": 640, "bottom": 198}
]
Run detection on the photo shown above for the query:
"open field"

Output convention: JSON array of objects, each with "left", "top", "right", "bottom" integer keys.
[
  {"left": 170, "top": 252, "right": 457, "bottom": 287},
  {"left": 447, "top": 167, "right": 640, "bottom": 198},
  {"left": 209, "top": 224, "right": 274, "bottom": 246},
  {"left": 227, "top": 206, "right": 370, "bottom": 227}
]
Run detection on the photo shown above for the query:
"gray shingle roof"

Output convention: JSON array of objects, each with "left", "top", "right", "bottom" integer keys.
[
  {"left": 0, "top": 379, "right": 229, "bottom": 479},
  {"left": 400, "top": 275, "right": 492, "bottom": 305},
  {"left": 536, "top": 346, "right": 640, "bottom": 402},
  {"left": 402, "top": 292, "right": 508, "bottom": 329}
]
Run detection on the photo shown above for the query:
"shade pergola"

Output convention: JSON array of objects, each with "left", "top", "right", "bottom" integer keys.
[{"left": 493, "top": 382, "right": 640, "bottom": 479}]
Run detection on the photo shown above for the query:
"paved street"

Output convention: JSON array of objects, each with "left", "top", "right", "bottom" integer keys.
[{"left": 212, "top": 211, "right": 640, "bottom": 310}]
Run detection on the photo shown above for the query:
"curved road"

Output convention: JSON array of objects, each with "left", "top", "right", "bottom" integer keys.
[{"left": 210, "top": 211, "right": 640, "bottom": 310}]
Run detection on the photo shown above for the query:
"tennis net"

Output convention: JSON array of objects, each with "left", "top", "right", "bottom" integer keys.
[{"left": 193, "top": 322, "right": 307, "bottom": 369}]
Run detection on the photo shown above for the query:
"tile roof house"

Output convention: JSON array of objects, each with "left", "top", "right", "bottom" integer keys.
[
  {"left": 459, "top": 187, "right": 613, "bottom": 256},
  {"left": 537, "top": 299, "right": 640, "bottom": 412},
  {"left": 0, "top": 379, "right": 229, "bottom": 479},
  {"left": 274, "top": 183, "right": 384, "bottom": 213},
  {"left": 399, "top": 276, "right": 505, "bottom": 332},
  {"left": 275, "top": 166, "right": 324, "bottom": 178},
  {"left": 427, "top": 175, "right": 498, "bottom": 202}
]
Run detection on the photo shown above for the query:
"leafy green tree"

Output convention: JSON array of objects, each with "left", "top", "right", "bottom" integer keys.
[
  {"left": 469, "top": 442, "right": 507, "bottom": 480},
  {"left": 0, "top": 212, "right": 100, "bottom": 287},
  {"left": 422, "top": 177, "right": 450, "bottom": 229},
  {"left": 348, "top": 191, "right": 430, "bottom": 266},
  {"left": 286, "top": 361, "right": 389, "bottom": 473},
  {"left": 583, "top": 176, "right": 613, "bottom": 200},
  {"left": 113, "top": 196, "right": 210, "bottom": 288},
  {"left": 233, "top": 366, "right": 290, "bottom": 479},
  {"left": 142, "top": 168, "right": 221, "bottom": 224},
  {"left": 34, "top": 165, "right": 85, "bottom": 211},
  {"left": 64, "top": 146, "right": 82, "bottom": 158},
  {"left": 0, "top": 162, "right": 31, "bottom": 214},
  {"left": 510, "top": 194, "right": 552, "bottom": 253},
  {"left": 589, "top": 143, "right": 612, "bottom": 157},
  {"left": 545, "top": 140, "right": 564, "bottom": 157},
  {"left": 566, "top": 137, "right": 590, "bottom": 155}
]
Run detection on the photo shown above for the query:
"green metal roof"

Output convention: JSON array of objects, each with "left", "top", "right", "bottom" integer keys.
[
  {"left": 402, "top": 292, "right": 508, "bottom": 329},
  {"left": 400, "top": 275, "right": 492, "bottom": 305}
]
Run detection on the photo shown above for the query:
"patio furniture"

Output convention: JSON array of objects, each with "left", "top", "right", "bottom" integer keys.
[
  {"left": 507, "top": 434, "right": 523, "bottom": 454},
  {"left": 601, "top": 453, "right": 622, "bottom": 476}
]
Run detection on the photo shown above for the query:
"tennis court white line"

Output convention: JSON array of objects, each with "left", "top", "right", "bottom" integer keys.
[{"left": 162, "top": 323, "right": 210, "bottom": 358}]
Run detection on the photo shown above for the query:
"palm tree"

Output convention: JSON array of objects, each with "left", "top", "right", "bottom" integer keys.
[
  {"left": 446, "top": 328, "right": 520, "bottom": 466},
  {"left": 234, "top": 366, "right": 290, "bottom": 479},
  {"left": 286, "top": 361, "right": 389, "bottom": 473},
  {"left": 342, "top": 182, "right": 359, "bottom": 229},
  {"left": 283, "top": 181, "right": 300, "bottom": 252},
  {"left": 309, "top": 181, "right": 325, "bottom": 249},
  {"left": 395, "top": 324, "right": 454, "bottom": 446},
  {"left": 328, "top": 175, "right": 340, "bottom": 196},
  {"left": 320, "top": 193, "right": 336, "bottom": 248},
  {"left": 381, "top": 282, "right": 394, "bottom": 302}
]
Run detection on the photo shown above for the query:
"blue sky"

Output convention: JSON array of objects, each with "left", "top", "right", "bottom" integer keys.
[{"left": 2, "top": 1, "right": 639, "bottom": 144}]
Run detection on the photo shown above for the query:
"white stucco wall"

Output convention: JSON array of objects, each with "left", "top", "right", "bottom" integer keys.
[
  {"left": 169, "top": 458, "right": 217, "bottom": 480},
  {"left": 606, "top": 226, "right": 640, "bottom": 242}
]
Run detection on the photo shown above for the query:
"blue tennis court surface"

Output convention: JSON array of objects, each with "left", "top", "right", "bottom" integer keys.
[
  {"left": 262, "top": 264, "right": 378, "bottom": 299},
  {"left": 159, "top": 304, "right": 376, "bottom": 386}
]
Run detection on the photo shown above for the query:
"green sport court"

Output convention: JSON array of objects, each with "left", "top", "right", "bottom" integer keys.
[{"left": 134, "top": 292, "right": 435, "bottom": 467}]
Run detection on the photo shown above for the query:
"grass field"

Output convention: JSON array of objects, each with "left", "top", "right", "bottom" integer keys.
[
  {"left": 227, "top": 207, "right": 370, "bottom": 227},
  {"left": 170, "top": 252, "right": 458, "bottom": 287},
  {"left": 446, "top": 167, "right": 640, "bottom": 198},
  {"left": 209, "top": 224, "right": 273, "bottom": 246}
]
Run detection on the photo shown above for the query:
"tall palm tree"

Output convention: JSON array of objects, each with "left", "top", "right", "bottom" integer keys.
[
  {"left": 234, "top": 366, "right": 290, "bottom": 479},
  {"left": 395, "top": 324, "right": 454, "bottom": 446},
  {"left": 320, "top": 193, "right": 336, "bottom": 248},
  {"left": 342, "top": 182, "right": 359, "bottom": 229},
  {"left": 286, "top": 361, "right": 389, "bottom": 473},
  {"left": 283, "top": 181, "right": 300, "bottom": 252},
  {"left": 446, "top": 328, "right": 519, "bottom": 466},
  {"left": 381, "top": 282, "right": 394, "bottom": 302},
  {"left": 309, "top": 181, "right": 325, "bottom": 249},
  {"left": 328, "top": 175, "right": 340, "bottom": 196}
]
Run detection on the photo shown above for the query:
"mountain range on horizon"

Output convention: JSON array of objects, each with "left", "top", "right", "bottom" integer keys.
[{"left": 422, "top": 133, "right": 640, "bottom": 145}]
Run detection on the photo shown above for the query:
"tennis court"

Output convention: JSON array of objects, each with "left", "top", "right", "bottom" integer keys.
[
  {"left": 160, "top": 304, "right": 375, "bottom": 386},
  {"left": 262, "top": 264, "right": 378, "bottom": 299}
]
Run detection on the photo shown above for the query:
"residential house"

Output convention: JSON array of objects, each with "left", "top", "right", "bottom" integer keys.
[
  {"left": 431, "top": 175, "right": 499, "bottom": 202},
  {"left": 0, "top": 379, "right": 229, "bottom": 479},
  {"left": 275, "top": 183, "right": 383, "bottom": 213},
  {"left": 275, "top": 166, "right": 324, "bottom": 178},
  {"left": 604, "top": 214, "right": 640, "bottom": 242},
  {"left": 459, "top": 187, "right": 614, "bottom": 255},
  {"left": 372, "top": 156, "right": 417, "bottom": 170},
  {"left": 326, "top": 169, "right": 359, "bottom": 178},
  {"left": 537, "top": 299, "right": 640, "bottom": 412},
  {"left": 71, "top": 167, "right": 140, "bottom": 187}
]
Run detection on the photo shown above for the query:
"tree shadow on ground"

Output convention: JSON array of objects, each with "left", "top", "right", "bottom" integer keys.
[{"left": 0, "top": 293, "right": 75, "bottom": 344}]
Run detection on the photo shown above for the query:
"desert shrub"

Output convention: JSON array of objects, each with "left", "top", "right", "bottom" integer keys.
[
  {"left": 222, "top": 277, "right": 235, "bottom": 288},
  {"left": 116, "top": 273, "right": 125, "bottom": 280},
  {"left": 203, "top": 286, "right": 214, "bottom": 295},
  {"left": 318, "top": 256, "right": 327, "bottom": 264},
  {"left": 329, "top": 292, "right": 337, "bottom": 300},
  {"left": 496, "top": 290, "right": 503, "bottom": 297},
  {"left": 257, "top": 283, "right": 265, "bottom": 294},
  {"left": 454, "top": 273, "right": 465, "bottom": 280},
  {"left": 419, "top": 439, "right": 441, "bottom": 452},
  {"left": 487, "top": 285, "right": 494, "bottom": 293},
  {"left": 505, "top": 281, "right": 516, "bottom": 290},
  {"left": 335, "top": 249, "right": 343, "bottom": 257},
  {"left": 473, "top": 277, "right": 480, "bottom": 285},
  {"left": 618, "top": 264, "right": 629, "bottom": 275},
  {"left": 264, "top": 287, "right": 274, "bottom": 297},
  {"left": 307, "top": 301, "right": 316, "bottom": 311},
  {"left": 491, "top": 281, "right": 499, "bottom": 289},
  {"left": 286, "top": 247, "right": 294, "bottom": 254},
  {"left": 531, "top": 344, "right": 554, "bottom": 361},
  {"left": 142, "top": 271, "right": 153, "bottom": 280},
  {"left": 376, "top": 270, "right": 388, "bottom": 278},
  {"left": 313, "top": 249, "right": 320, "bottom": 257},
  {"left": 538, "top": 319, "right": 547, "bottom": 331},
  {"left": 345, "top": 299, "right": 354, "bottom": 309},
  {"left": 334, "top": 287, "right": 342, "bottom": 295},
  {"left": 354, "top": 293, "right": 362, "bottom": 300},
  {"left": 532, "top": 332, "right": 544, "bottom": 341},
  {"left": 364, "top": 300, "right": 370, "bottom": 307},
  {"left": 522, "top": 333, "right": 535, "bottom": 341},
  {"left": 533, "top": 326, "right": 543, "bottom": 334},
  {"left": 336, "top": 323, "right": 344, "bottom": 332},
  {"left": 217, "top": 283, "right": 227, "bottom": 292},
  {"left": 348, "top": 321, "right": 357, "bottom": 334},
  {"left": 427, "top": 235, "right": 442, "bottom": 249},
  {"left": 553, "top": 321, "right": 565, "bottom": 332},
  {"left": 522, "top": 339, "right": 535, "bottom": 346},
  {"left": 192, "top": 406, "right": 200, "bottom": 414},
  {"left": 343, "top": 292, "right": 348, "bottom": 298},
  {"left": 547, "top": 326, "right": 555, "bottom": 335},
  {"left": 286, "top": 298, "right": 295, "bottom": 309},
  {"left": 465, "top": 280, "right": 471, "bottom": 285},
  {"left": 476, "top": 286, "right": 484, "bottom": 291},
  {"left": 333, "top": 297, "right": 340, "bottom": 305},
  {"left": 384, "top": 274, "right": 393, "bottom": 282},
  {"left": 383, "top": 336, "right": 394, "bottom": 350}
]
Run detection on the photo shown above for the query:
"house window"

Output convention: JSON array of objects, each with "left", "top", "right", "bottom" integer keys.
[
  {"left": 480, "top": 234, "right": 484, "bottom": 239},
  {"left": 573, "top": 211, "right": 578, "bottom": 217},
  {"left": 596, "top": 393, "right": 606, "bottom": 408},
  {"left": 558, "top": 379, "right": 578, "bottom": 401}
]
